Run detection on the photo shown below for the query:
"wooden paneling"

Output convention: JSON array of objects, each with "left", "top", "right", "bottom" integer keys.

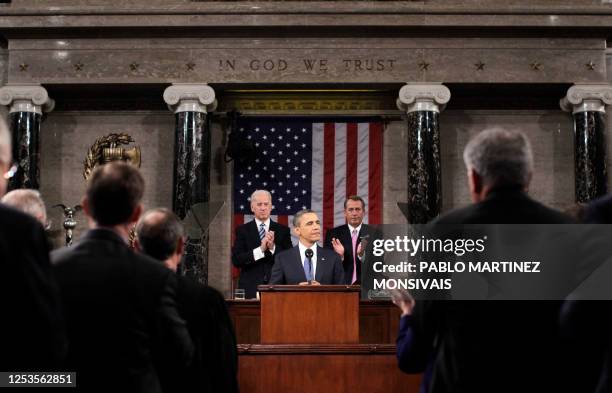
[
  {"left": 260, "top": 286, "right": 360, "bottom": 344},
  {"left": 229, "top": 299, "right": 401, "bottom": 344},
  {"left": 228, "top": 300, "right": 261, "bottom": 344},
  {"left": 238, "top": 344, "right": 421, "bottom": 393}
]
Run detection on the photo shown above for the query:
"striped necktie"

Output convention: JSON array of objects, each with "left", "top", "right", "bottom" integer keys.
[{"left": 259, "top": 222, "right": 266, "bottom": 240}]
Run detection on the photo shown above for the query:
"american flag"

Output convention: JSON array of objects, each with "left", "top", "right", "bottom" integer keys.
[{"left": 232, "top": 118, "right": 383, "bottom": 249}]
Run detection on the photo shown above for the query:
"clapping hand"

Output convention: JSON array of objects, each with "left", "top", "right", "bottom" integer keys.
[
  {"left": 390, "top": 289, "right": 415, "bottom": 316},
  {"left": 356, "top": 239, "right": 368, "bottom": 259},
  {"left": 331, "top": 238, "right": 345, "bottom": 258},
  {"left": 260, "top": 231, "right": 274, "bottom": 252},
  {"left": 267, "top": 231, "right": 275, "bottom": 251}
]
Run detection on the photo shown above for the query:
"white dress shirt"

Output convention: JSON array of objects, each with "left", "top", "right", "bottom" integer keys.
[
  {"left": 252, "top": 218, "right": 275, "bottom": 261},
  {"left": 298, "top": 241, "right": 317, "bottom": 280}
]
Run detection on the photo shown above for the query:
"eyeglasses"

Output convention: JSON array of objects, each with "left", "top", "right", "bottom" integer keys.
[{"left": 3, "top": 164, "right": 17, "bottom": 180}]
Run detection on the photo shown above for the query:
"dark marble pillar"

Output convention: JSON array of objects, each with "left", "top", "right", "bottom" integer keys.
[
  {"left": 561, "top": 85, "right": 612, "bottom": 203},
  {"left": 398, "top": 84, "right": 451, "bottom": 223},
  {"left": 8, "top": 111, "right": 42, "bottom": 190},
  {"left": 163, "top": 84, "right": 216, "bottom": 284},
  {"left": 173, "top": 111, "right": 209, "bottom": 219},
  {"left": 0, "top": 85, "right": 54, "bottom": 190},
  {"left": 405, "top": 110, "right": 441, "bottom": 224},
  {"left": 573, "top": 111, "right": 607, "bottom": 202}
]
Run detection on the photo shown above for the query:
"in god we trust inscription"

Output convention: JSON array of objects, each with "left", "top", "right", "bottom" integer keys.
[{"left": 217, "top": 58, "right": 397, "bottom": 74}]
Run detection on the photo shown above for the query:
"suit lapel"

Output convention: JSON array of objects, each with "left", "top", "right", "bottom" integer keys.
[
  {"left": 343, "top": 225, "right": 355, "bottom": 263},
  {"left": 357, "top": 224, "right": 371, "bottom": 246},
  {"left": 249, "top": 220, "right": 261, "bottom": 246},
  {"left": 315, "top": 245, "right": 325, "bottom": 282},
  {"left": 293, "top": 246, "right": 308, "bottom": 282}
]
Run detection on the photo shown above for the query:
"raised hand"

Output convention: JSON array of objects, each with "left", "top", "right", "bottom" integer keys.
[
  {"left": 331, "top": 238, "right": 345, "bottom": 258},
  {"left": 356, "top": 239, "right": 368, "bottom": 259}
]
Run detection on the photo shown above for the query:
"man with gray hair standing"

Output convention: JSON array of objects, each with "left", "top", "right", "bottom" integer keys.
[
  {"left": 0, "top": 117, "right": 66, "bottom": 371},
  {"left": 232, "top": 189, "right": 293, "bottom": 298},
  {"left": 394, "top": 128, "right": 571, "bottom": 393},
  {"left": 2, "top": 188, "right": 48, "bottom": 226}
]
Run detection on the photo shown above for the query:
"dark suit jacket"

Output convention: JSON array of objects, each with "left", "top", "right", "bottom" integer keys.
[
  {"left": 0, "top": 204, "right": 66, "bottom": 371},
  {"left": 584, "top": 194, "right": 612, "bottom": 223},
  {"left": 560, "top": 195, "right": 612, "bottom": 393},
  {"left": 270, "top": 244, "right": 344, "bottom": 285},
  {"left": 232, "top": 219, "right": 292, "bottom": 298},
  {"left": 398, "top": 188, "right": 573, "bottom": 393},
  {"left": 52, "top": 228, "right": 193, "bottom": 393},
  {"left": 324, "top": 223, "right": 381, "bottom": 284},
  {"left": 159, "top": 276, "right": 238, "bottom": 393}
]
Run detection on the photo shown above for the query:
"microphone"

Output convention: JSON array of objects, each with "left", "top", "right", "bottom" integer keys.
[{"left": 305, "top": 249, "right": 314, "bottom": 284}]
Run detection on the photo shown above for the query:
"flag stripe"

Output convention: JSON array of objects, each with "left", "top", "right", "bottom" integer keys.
[
  {"left": 333, "top": 123, "right": 347, "bottom": 228},
  {"left": 357, "top": 122, "right": 370, "bottom": 224},
  {"left": 346, "top": 122, "right": 358, "bottom": 198},
  {"left": 277, "top": 215, "right": 289, "bottom": 227},
  {"left": 368, "top": 122, "right": 383, "bottom": 224},
  {"left": 323, "top": 123, "right": 336, "bottom": 235},
  {"left": 311, "top": 123, "right": 324, "bottom": 217},
  {"left": 231, "top": 213, "right": 245, "bottom": 279},
  {"left": 232, "top": 118, "right": 383, "bottom": 273}
]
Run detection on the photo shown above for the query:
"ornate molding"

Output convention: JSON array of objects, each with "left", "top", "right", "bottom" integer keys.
[
  {"left": 397, "top": 83, "right": 451, "bottom": 113},
  {"left": 0, "top": 84, "right": 55, "bottom": 114},
  {"left": 163, "top": 83, "right": 217, "bottom": 113},
  {"left": 560, "top": 84, "right": 612, "bottom": 114}
]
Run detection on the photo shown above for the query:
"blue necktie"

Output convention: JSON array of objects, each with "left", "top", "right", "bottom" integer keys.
[
  {"left": 259, "top": 223, "right": 266, "bottom": 240},
  {"left": 304, "top": 254, "right": 313, "bottom": 281}
]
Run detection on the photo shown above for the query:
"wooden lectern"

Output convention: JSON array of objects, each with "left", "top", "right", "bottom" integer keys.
[
  {"left": 258, "top": 285, "right": 360, "bottom": 344},
  {"left": 235, "top": 286, "right": 422, "bottom": 393}
]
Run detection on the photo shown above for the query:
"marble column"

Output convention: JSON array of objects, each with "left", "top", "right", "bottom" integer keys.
[
  {"left": 0, "top": 85, "right": 54, "bottom": 190},
  {"left": 561, "top": 84, "right": 612, "bottom": 203},
  {"left": 163, "top": 84, "right": 216, "bottom": 284},
  {"left": 397, "top": 83, "right": 451, "bottom": 224}
]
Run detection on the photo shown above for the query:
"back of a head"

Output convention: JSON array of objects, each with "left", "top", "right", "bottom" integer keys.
[
  {"left": 136, "top": 208, "right": 185, "bottom": 261},
  {"left": 463, "top": 128, "right": 533, "bottom": 189},
  {"left": 86, "top": 162, "right": 145, "bottom": 226},
  {"left": 1, "top": 189, "right": 47, "bottom": 224}
]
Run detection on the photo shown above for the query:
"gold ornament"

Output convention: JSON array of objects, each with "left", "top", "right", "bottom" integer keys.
[{"left": 83, "top": 133, "right": 141, "bottom": 180}]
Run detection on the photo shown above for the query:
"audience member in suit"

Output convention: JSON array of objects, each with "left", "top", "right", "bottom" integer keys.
[
  {"left": 560, "top": 194, "right": 612, "bottom": 393},
  {"left": 0, "top": 117, "right": 66, "bottom": 371},
  {"left": 393, "top": 128, "right": 573, "bottom": 393},
  {"left": 2, "top": 188, "right": 48, "bottom": 227},
  {"left": 136, "top": 208, "right": 239, "bottom": 393},
  {"left": 232, "top": 189, "right": 293, "bottom": 298},
  {"left": 324, "top": 195, "right": 380, "bottom": 284},
  {"left": 52, "top": 162, "right": 193, "bottom": 393},
  {"left": 270, "top": 209, "right": 344, "bottom": 285},
  {"left": 584, "top": 194, "right": 612, "bottom": 223}
]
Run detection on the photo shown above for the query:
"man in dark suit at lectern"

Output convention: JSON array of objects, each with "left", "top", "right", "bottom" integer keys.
[
  {"left": 270, "top": 209, "right": 344, "bottom": 285},
  {"left": 324, "top": 195, "right": 380, "bottom": 284},
  {"left": 232, "top": 189, "right": 293, "bottom": 298}
]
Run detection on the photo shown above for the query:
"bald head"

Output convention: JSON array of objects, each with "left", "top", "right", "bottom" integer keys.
[
  {"left": 136, "top": 208, "right": 185, "bottom": 263},
  {"left": 1, "top": 189, "right": 47, "bottom": 225}
]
